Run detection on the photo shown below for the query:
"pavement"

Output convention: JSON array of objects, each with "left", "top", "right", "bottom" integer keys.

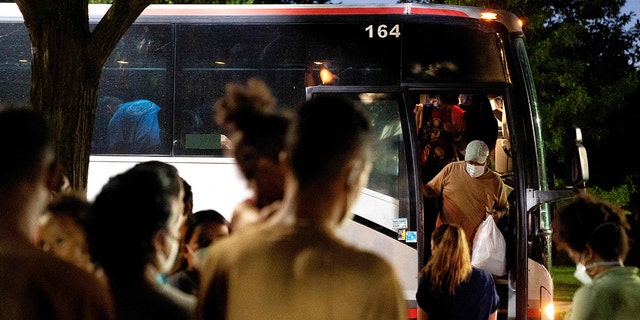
[{"left": 554, "top": 301, "right": 571, "bottom": 320}]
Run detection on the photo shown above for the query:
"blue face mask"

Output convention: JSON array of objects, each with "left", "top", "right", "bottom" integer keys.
[{"left": 156, "top": 273, "right": 168, "bottom": 285}]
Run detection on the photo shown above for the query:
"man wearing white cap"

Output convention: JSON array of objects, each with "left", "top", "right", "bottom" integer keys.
[{"left": 423, "top": 140, "right": 509, "bottom": 246}]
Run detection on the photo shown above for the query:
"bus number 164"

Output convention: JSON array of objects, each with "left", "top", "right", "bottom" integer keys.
[{"left": 365, "top": 24, "right": 401, "bottom": 38}]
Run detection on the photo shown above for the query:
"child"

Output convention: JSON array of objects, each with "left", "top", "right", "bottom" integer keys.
[
  {"left": 37, "top": 192, "right": 99, "bottom": 276},
  {"left": 168, "top": 209, "right": 229, "bottom": 295}
]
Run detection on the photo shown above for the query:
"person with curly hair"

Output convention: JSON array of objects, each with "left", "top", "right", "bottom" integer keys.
[
  {"left": 214, "top": 77, "right": 292, "bottom": 233},
  {"left": 552, "top": 194, "right": 640, "bottom": 320}
]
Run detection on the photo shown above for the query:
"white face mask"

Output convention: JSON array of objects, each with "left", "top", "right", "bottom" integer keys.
[
  {"left": 466, "top": 163, "right": 485, "bottom": 178},
  {"left": 573, "top": 254, "right": 622, "bottom": 285},
  {"left": 573, "top": 262, "right": 593, "bottom": 285}
]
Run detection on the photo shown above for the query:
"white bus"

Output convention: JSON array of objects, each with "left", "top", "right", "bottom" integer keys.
[{"left": 0, "top": 3, "right": 588, "bottom": 319}]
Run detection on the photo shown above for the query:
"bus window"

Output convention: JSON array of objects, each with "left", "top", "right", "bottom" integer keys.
[
  {"left": 309, "top": 91, "right": 407, "bottom": 232},
  {"left": 402, "top": 22, "right": 507, "bottom": 83},
  {"left": 172, "top": 22, "right": 402, "bottom": 156},
  {"left": 96, "top": 24, "right": 174, "bottom": 155},
  {"left": 0, "top": 23, "right": 30, "bottom": 108}
]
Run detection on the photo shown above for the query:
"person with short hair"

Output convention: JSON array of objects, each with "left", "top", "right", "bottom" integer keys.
[
  {"left": 459, "top": 94, "right": 498, "bottom": 152},
  {"left": 552, "top": 194, "right": 640, "bottom": 320},
  {"left": 0, "top": 108, "right": 114, "bottom": 320},
  {"left": 87, "top": 160, "right": 194, "bottom": 320},
  {"left": 423, "top": 140, "right": 509, "bottom": 246},
  {"left": 168, "top": 209, "right": 229, "bottom": 295},
  {"left": 197, "top": 95, "right": 406, "bottom": 320},
  {"left": 37, "top": 191, "right": 100, "bottom": 277}
]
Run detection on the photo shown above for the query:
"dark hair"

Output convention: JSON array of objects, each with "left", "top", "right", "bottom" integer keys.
[
  {"left": 286, "top": 96, "right": 371, "bottom": 187},
  {"left": 214, "top": 78, "right": 291, "bottom": 181},
  {"left": 48, "top": 192, "right": 91, "bottom": 227},
  {"left": 0, "top": 108, "right": 52, "bottom": 188},
  {"left": 183, "top": 178, "right": 193, "bottom": 205},
  {"left": 437, "top": 93, "right": 460, "bottom": 105},
  {"left": 87, "top": 160, "right": 182, "bottom": 282},
  {"left": 553, "top": 194, "right": 630, "bottom": 261},
  {"left": 183, "top": 210, "right": 228, "bottom": 247}
]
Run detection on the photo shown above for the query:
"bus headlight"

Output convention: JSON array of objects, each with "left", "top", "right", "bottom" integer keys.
[
  {"left": 543, "top": 301, "right": 555, "bottom": 320},
  {"left": 540, "top": 286, "right": 554, "bottom": 320}
]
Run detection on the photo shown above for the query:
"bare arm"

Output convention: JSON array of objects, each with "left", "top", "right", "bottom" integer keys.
[{"left": 417, "top": 306, "right": 430, "bottom": 320}]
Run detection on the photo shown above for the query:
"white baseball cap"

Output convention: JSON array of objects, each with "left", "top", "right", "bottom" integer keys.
[{"left": 465, "top": 140, "right": 490, "bottom": 164}]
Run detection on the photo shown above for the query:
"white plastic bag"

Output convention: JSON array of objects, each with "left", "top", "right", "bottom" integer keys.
[{"left": 471, "top": 214, "right": 506, "bottom": 276}]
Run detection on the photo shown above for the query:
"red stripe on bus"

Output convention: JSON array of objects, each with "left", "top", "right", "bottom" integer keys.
[
  {"left": 142, "top": 6, "right": 408, "bottom": 16},
  {"left": 527, "top": 307, "right": 541, "bottom": 318},
  {"left": 407, "top": 7, "right": 469, "bottom": 17},
  {"left": 407, "top": 308, "right": 417, "bottom": 319}
]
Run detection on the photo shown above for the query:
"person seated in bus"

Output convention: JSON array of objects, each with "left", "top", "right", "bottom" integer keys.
[
  {"left": 552, "top": 194, "right": 640, "bottom": 320},
  {"left": 214, "top": 78, "right": 291, "bottom": 233},
  {"left": 459, "top": 94, "right": 498, "bottom": 153},
  {"left": 107, "top": 99, "right": 163, "bottom": 154},
  {"left": 0, "top": 108, "right": 114, "bottom": 319},
  {"left": 168, "top": 209, "right": 229, "bottom": 296},
  {"left": 423, "top": 140, "right": 509, "bottom": 247},
  {"left": 417, "top": 223, "right": 499, "bottom": 320},
  {"left": 196, "top": 96, "right": 406, "bottom": 320},
  {"left": 86, "top": 161, "right": 194, "bottom": 320},
  {"left": 37, "top": 192, "right": 103, "bottom": 279}
]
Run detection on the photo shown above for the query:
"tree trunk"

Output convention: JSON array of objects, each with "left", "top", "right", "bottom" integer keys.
[{"left": 15, "top": 0, "right": 153, "bottom": 192}]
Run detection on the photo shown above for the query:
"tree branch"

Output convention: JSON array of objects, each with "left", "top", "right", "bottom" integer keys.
[{"left": 88, "top": 0, "right": 154, "bottom": 67}]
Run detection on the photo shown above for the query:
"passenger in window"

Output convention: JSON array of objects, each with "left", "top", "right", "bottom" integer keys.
[
  {"left": 423, "top": 140, "right": 509, "bottom": 247},
  {"left": 459, "top": 94, "right": 498, "bottom": 154},
  {"left": 86, "top": 160, "right": 194, "bottom": 320},
  {"left": 107, "top": 99, "right": 163, "bottom": 154},
  {"left": 214, "top": 78, "right": 291, "bottom": 233},
  {"left": 197, "top": 96, "right": 406, "bottom": 320},
  {"left": 37, "top": 192, "right": 103, "bottom": 279},
  {"left": 552, "top": 194, "right": 640, "bottom": 320},
  {"left": 416, "top": 223, "right": 499, "bottom": 320},
  {"left": 168, "top": 209, "right": 229, "bottom": 296},
  {"left": 0, "top": 108, "right": 114, "bottom": 319}
]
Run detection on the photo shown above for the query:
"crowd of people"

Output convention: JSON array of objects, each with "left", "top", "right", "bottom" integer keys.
[{"left": 1, "top": 82, "right": 639, "bottom": 320}]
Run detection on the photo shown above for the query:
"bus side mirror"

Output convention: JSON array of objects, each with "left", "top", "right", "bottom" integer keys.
[{"left": 568, "top": 127, "right": 589, "bottom": 188}]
